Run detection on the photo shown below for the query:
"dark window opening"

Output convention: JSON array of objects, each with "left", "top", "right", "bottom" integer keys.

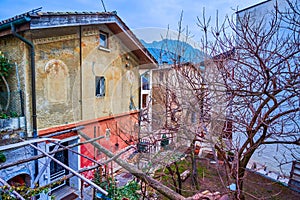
[
  {"left": 50, "top": 142, "right": 69, "bottom": 190},
  {"left": 96, "top": 76, "right": 106, "bottom": 97},
  {"left": 99, "top": 32, "right": 108, "bottom": 48},
  {"left": 142, "top": 94, "right": 148, "bottom": 108}
]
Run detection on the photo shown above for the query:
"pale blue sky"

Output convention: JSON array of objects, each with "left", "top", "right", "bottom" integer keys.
[{"left": 0, "top": 0, "right": 265, "bottom": 42}]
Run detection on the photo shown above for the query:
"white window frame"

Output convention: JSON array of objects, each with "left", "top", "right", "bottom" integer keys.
[{"left": 99, "top": 31, "right": 109, "bottom": 49}]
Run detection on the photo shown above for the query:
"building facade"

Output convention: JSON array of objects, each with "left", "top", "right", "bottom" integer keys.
[{"left": 0, "top": 9, "right": 156, "bottom": 199}]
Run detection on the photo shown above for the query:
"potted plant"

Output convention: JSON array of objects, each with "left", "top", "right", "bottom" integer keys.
[{"left": 0, "top": 111, "right": 24, "bottom": 131}]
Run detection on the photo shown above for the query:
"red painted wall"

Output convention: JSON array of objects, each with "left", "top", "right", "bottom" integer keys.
[
  {"left": 79, "top": 111, "right": 138, "bottom": 168},
  {"left": 39, "top": 111, "right": 139, "bottom": 179}
]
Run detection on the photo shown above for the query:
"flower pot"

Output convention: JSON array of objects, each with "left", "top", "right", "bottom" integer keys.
[
  {"left": 0, "top": 118, "right": 12, "bottom": 131},
  {"left": 19, "top": 116, "right": 25, "bottom": 129},
  {"left": 194, "top": 145, "right": 200, "bottom": 155},
  {"left": 10, "top": 117, "right": 19, "bottom": 130},
  {"left": 0, "top": 117, "right": 26, "bottom": 131}
]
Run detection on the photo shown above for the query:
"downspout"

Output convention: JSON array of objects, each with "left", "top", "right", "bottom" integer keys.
[
  {"left": 10, "top": 23, "right": 39, "bottom": 188},
  {"left": 79, "top": 25, "right": 83, "bottom": 120},
  {"left": 11, "top": 23, "right": 37, "bottom": 138}
]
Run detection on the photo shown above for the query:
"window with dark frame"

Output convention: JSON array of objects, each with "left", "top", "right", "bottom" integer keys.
[
  {"left": 49, "top": 141, "right": 69, "bottom": 191},
  {"left": 99, "top": 32, "right": 108, "bottom": 48},
  {"left": 96, "top": 76, "right": 105, "bottom": 97}
]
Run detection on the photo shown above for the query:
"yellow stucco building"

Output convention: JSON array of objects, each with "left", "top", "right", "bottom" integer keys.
[{"left": 0, "top": 9, "right": 156, "bottom": 199}]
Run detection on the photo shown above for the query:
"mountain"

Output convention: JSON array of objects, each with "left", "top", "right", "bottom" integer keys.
[{"left": 141, "top": 39, "right": 205, "bottom": 65}]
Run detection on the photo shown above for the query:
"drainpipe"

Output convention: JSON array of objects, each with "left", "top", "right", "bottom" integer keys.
[
  {"left": 11, "top": 23, "right": 39, "bottom": 189},
  {"left": 11, "top": 23, "right": 37, "bottom": 138}
]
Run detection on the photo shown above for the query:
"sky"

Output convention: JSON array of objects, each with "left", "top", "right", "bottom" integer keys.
[{"left": 0, "top": 0, "right": 266, "bottom": 43}]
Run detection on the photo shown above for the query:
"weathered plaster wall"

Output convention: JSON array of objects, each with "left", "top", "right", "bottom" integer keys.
[
  {"left": 81, "top": 25, "right": 140, "bottom": 121},
  {"left": 0, "top": 35, "right": 32, "bottom": 135},
  {"left": 32, "top": 27, "right": 81, "bottom": 129},
  {"left": 0, "top": 36, "right": 25, "bottom": 94},
  {"left": 29, "top": 24, "right": 141, "bottom": 130}
]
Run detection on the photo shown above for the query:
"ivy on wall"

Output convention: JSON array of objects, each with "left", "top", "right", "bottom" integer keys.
[
  {"left": 0, "top": 51, "right": 13, "bottom": 113},
  {"left": 0, "top": 51, "right": 13, "bottom": 78}
]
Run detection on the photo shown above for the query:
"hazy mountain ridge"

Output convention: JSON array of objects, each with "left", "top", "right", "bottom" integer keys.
[{"left": 141, "top": 39, "right": 205, "bottom": 65}]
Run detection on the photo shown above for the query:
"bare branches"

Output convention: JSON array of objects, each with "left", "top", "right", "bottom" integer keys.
[
  {"left": 79, "top": 131, "right": 187, "bottom": 200},
  {"left": 196, "top": 1, "right": 300, "bottom": 198}
]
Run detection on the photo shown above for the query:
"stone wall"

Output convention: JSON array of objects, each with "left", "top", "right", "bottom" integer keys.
[{"left": 0, "top": 145, "right": 35, "bottom": 185}]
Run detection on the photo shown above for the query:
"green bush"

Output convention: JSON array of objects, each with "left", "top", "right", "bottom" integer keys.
[
  {"left": 0, "top": 111, "right": 19, "bottom": 119},
  {"left": 0, "top": 51, "right": 13, "bottom": 78},
  {"left": 93, "top": 170, "right": 140, "bottom": 200}
]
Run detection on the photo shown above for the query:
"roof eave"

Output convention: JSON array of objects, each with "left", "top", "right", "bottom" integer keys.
[
  {"left": 236, "top": 0, "right": 272, "bottom": 14},
  {"left": 30, "top": 13, "right": 157, "bottom": 66},
  {"left": 0, "top": 11, "right": 158, "bottom": 67}
]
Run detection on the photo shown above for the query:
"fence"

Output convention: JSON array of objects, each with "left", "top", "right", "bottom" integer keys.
[{"left": 0, "top": 90, "right": 25, "bottom": 118}]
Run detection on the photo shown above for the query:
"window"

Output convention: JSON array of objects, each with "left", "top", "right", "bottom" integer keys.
[
  {"left": 49, "top": 142, "right": 69, "bottom": 190},
  {"left": 141, "top": 73, "right": 150, "bottom": 90},
  {"left": 99, "top": 32, "right": 108, "bottom": 48},
  {"left": 142, "top": 94, "right": 148, "bottom": 108},
  {"left": 96, "top": 76, "right": 105, "bottom": 97}
]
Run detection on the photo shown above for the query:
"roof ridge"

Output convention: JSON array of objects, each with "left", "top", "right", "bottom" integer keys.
[
  {"left": 0, "top": 7, "right": 41, "bottom": 25},
  {"left": 0, "top": 9, "right": 117, "bottom": 25},
  {"left": 37, "top": 11, "right": 117, "bottom": 16}
]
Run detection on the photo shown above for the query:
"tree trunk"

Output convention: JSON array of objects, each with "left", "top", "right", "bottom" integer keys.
[
  {"left": 233, "top": 153, "right": 253, "bottom": 200},
  {"left": 191, "top": 140, "right": 199, "bottom": 190},
  {"left": 166, "top": 165, "right": 178, "bottom": 193},
  {"left": 174, "top": 162, "right": 182, "bottom": 195},
  {"left": 235, "top": 166, "right": 246, "bottom": 200},
  {"left": 191, "top": 152, "right": 199, "bottom": 190}
]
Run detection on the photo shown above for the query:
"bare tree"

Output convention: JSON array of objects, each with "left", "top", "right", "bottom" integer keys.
[
  {"left": 149, "top": 1, "right": 300, "bottom": 199},
  {"left": 202, "top": 1, "right": 300, "bottom": 199}
]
